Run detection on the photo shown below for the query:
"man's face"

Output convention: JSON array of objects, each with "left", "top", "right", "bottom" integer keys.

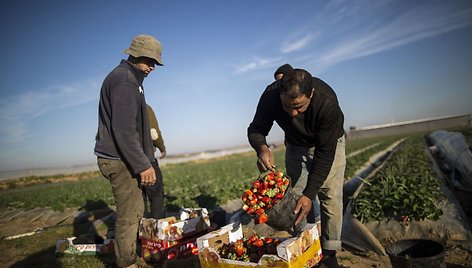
[
  {"left": 134, "top": 57, "right": 156, "bottom": 77},
  {"left": 280, "top": 87, "right": 313, "bottom": 118}
]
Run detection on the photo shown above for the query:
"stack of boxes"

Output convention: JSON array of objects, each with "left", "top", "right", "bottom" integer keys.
[{"left": 139, "top": 208, "right": 212, "bottom": 264}]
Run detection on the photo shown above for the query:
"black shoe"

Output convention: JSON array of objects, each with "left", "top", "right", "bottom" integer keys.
[{"left": 314, "top": 251, "right": 340, "bottom": 268}]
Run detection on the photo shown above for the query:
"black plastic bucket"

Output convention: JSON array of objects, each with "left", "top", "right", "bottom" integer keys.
[
  {"left": 385, "top": 239, "right": 446, "bottom": 268},
  {"left": 264, "top": 182, "right": 299, "bottom": 231}
]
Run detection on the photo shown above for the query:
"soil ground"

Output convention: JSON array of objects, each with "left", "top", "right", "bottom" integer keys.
[{"left": 1, "top": 205, "right": 471, "bottom": 268}]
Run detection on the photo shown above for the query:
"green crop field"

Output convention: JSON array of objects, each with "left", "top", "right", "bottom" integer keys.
[
  {"left": 0, "top": 134, "right": 437, "bottom": 212},
  {"left": 0, "top": 136, "right": 405, "bottom": 212},
  {"left": 0, "top": 149, "right": 286, "bottom": 212},
  {"left": 1, "top": 128, "right": 470, "bottom": 267}
]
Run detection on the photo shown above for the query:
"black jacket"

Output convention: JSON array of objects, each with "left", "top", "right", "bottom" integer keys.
[
  {"left": 248, "top": 77, "right": 344, "bottom": 199},
  {"left": 94, "top": 60, "right": 156, "bottom": 175}
]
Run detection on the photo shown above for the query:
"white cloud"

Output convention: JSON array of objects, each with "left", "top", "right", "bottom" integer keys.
[
  {"left": 233, "top": 57, "right": 280, "bottom": 74},
  {"left": 280, "top": 34, "right": 315, "bottom": 54},
  {"left": 0, "top": 79, "right": 100, "bottom": 145},
  {"left": 315, "top": 2, "right": 472, "bottom": 70}
]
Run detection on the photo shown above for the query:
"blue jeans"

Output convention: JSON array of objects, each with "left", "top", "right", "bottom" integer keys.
[
  {"left": 285, "top": 135, "right": 346, "bottom": 251},
  {"left": 97, "top": 158, "right": 144, "bottom": 267}
]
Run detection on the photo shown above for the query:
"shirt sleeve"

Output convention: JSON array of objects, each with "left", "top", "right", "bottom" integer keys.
[
  {"left": 111, "top": 82, "right": 151, "bottom": 174},
  {"left": 146, "top": 105, "right": 166, "bottom": 152},
  {"left": 154, "top": 117, "right": 166, "bottom": 153},
  {"left": 303, "top": 101, "right": 344, "bottom": 200},
  {"left": 247, "top": 87, "right": 276, "bottom": 155}
]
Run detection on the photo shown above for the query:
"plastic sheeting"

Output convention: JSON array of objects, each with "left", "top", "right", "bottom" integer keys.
[{"left": 428, "top": 130, "right": 472, "bottom": 192}]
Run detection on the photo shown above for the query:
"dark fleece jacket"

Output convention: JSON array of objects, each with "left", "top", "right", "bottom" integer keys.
[{"left": 94, "top": 59, "right": 156, "bottom": 175}]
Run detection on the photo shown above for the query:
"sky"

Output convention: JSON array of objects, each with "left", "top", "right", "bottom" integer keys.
[{"left": 1, "top": 0, "right": 471, "bottom": 172}]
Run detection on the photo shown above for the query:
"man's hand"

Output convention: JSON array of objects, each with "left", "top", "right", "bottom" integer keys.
[
  {"left": 140, "top": 166, "right": 156, "bottom": 185},
  {"left": 159, "top": 150, "right": 167, "bottom": 159},
  {"left": 257, "top": 145, "right": 275, "bottom": 172},
  {"left": 294, "top": 195, "right": 312, "bottom": 225}
]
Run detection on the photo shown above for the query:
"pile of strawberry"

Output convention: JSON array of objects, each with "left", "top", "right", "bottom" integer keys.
[
  {"left": 242, "top": 170, "right": 290, "bottom": 224},
  {"left": 218, "top": 234, "right": 281, "bottom": 262}
]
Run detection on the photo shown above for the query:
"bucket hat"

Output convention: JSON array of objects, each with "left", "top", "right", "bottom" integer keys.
[{"left": 124, "top": 34, "right": 163, "bottom": 65}]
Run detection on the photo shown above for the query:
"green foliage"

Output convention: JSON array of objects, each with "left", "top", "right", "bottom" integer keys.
[
  {"left": 162, "top": 149, "right": 285, "bottom": 210},
  {"left": 346, "top": 136, "right": 387, "bottom": 155},
  {"left": 351, "top": 136, "right": 445, "bottom": 223},
  {"left": 0, "top": 136, "right": 416, "bottom": 212},
  {"left": 0, "top": 149, "right": 286, "bottom": 211},
  {"left": 0, "top": 177, "right": 113, "bottom": 211},
  {"left": 345, "top": 135, "right": 403, "bottom": 179},
  {"left": 2, "top": 129, "right": 469, "bottom": 268}
]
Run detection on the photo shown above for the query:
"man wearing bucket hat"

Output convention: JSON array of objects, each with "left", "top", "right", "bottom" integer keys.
[
  {"left": 248, "top": 68, "right": 346, "bottom": 268},
  {"left": 94, "top": 34, "right": 164, "bottom": 268}
]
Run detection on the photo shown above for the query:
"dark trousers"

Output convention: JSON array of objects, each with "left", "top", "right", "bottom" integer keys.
[{"left": 142, "top": 161, "right": 165, "bottom": 219}]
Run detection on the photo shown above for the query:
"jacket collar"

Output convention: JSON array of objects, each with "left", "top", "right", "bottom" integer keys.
[{"left": 120, "top": 59, "right": 145, "bottom": 84}]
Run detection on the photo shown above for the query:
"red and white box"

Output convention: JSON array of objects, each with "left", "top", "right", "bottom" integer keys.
[
  {"left": 197, "top": 221, "right": 322, "bottom": 268},
  {"left": 141, "top": 236, "right": 199, "bottom": 263},
  {"left": 139, "top": 208, "right": 211, "bottom": 241},
  {"left": 139, "top": 208, "right": 211, "bottom": 264}
]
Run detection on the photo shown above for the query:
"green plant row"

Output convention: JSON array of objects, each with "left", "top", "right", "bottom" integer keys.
[
  {"left": 0, "top": 178, "right": 114, "bottom": 211},
  {"left": 351, "top": 135, "right": 445, "bottom": 223},
  {"left": 344, "top": 136, "right": 403, "bottom": 180},
  {"left": 345, "top": 136, "right": 393, "bottom": 155},
  {"left": 0, "top": 150, "right": 285, "bottom": 211},
  {"left": 0, "top": 136, "right": 413, "bottom": 212}
]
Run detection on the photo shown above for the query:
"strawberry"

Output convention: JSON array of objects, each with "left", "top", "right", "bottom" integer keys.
[
  {"left": 263, "top": 181, "right": 269, "bottom": 189},
  {"left": 242, "top": 170, "right": 290, "bottom": 225},
  {"left": 255, "top": 207, "right": 265, "bottom": 215},
  {"left": 258, "top": 213, "right": 268, "bottom": 224},
  {"left": 253, "top": 239, "right": 264, "bottom": 247},
  {"left": 253, "top": 180, "right": 261, "bottom": 188},
  {"left": 261, "top": 196, "right": 271, "bottom": 204},
  {"left": 258, "top": 188, "right": 267, "bottom": 195}
]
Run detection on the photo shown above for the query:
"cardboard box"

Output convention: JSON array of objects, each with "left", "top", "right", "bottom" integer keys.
[
  {"left": 139, "top": 208, "right": 211, "bottom": 241},
  {"left": 197, "top": 222, "right": 322, "bottom": 268},
  {"left": 55, "top": 237, "right": 114, "bottom": 256},
  {"left": 139, "top": 208, "right": 212, "bottom": 264},
  {"left": 141, "top": 236, "right": 199, "bottom": 263}
]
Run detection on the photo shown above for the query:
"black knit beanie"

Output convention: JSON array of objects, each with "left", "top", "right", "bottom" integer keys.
[{"left": 274, "top": 63, "right": 293, "bottom": 79}]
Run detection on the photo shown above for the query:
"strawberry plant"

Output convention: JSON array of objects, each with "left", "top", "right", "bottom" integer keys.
[
  {"left": 345, "top": 135, "right": 403, "bottom": 179},
  {"left": 351, "top": 136, "right": 445, "bottom": 223}
]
